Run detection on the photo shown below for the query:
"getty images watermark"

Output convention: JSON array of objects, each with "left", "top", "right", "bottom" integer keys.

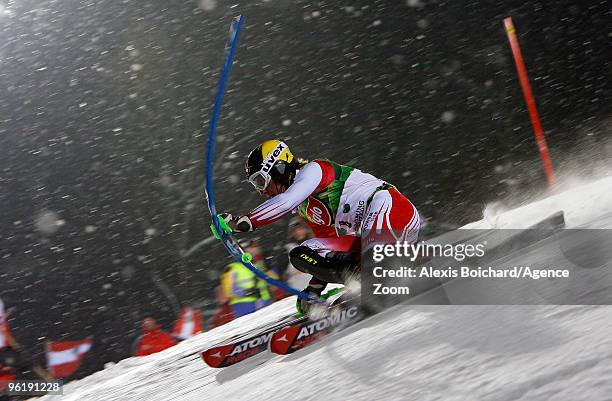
[
  {"left": 372, "top": 241, "right": 569, "bottom": 286},
  {"left": 361, "top": 229, "right": 612, "bottom": 305}
]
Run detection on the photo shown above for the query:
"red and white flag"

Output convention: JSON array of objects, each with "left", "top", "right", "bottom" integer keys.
[
  {"left": 46, "top": 339, "right": 93, "bottom": 378},
  {"left": 0, "top": 298, "right": 8, "bottom": 348},
  {"left": 0, "top": 320, "right": 9, "bottom": 349},
  {"left": 172, "top": 306, "right": 203, "bottom": 340}
]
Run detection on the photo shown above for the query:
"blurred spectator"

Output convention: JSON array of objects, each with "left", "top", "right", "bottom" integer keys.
[
  {"left": 0, "top": 346, "right": 20, "bottom": 400},
  {"left": 244, "top": 241, "right": 287, "bottom": 302},
  {"left": 132, "top": 317, "right": 177, "bottom": 356},
  {"left": 264, "top": 265, "right": 288, "bottom": 301},
  {"left": 0, "top": 300, "right": 52, "bottom": 400},
  {"left": 220, "top": 241, "right": 273, "bottom": 318},
  {"left": 284, "top": 218, "right": 314, "bottom": 289},
  {"left": 1, "top": 346, "right": 52, "bottom": 401},
  {"left": 0, "top": 299, "right": 15, "bottom": 352},
  {"left": 210, "top": 286, "right": 234, "bottom": 328}
]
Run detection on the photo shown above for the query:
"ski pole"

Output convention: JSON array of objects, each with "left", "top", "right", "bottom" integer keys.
[{"left": 202, "top": 16, "right": 320, "bottom": 303}]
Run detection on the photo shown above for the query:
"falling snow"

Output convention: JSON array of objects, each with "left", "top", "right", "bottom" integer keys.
[{"left": 0, "top": 0, "right": 610, "bottom": 385}]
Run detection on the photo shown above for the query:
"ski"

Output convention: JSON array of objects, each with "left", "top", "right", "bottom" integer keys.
[
  {"left": 269, "top": 300, "right": 367, "bottom": 355},
  {"left": 201, "top": 313, "right": 307, "bottom": 367},
  {"left": 220, "top": 313, "right": 300, "bottom": 344}
]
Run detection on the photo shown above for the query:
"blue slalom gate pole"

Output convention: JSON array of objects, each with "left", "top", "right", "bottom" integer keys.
[{"left": 204, "top": 16, "right": 314, "bottom": 302}]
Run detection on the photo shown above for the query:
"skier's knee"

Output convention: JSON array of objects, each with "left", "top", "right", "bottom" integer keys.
[
  {"left": 298, "top": 237, "right": 328, "bottom": 251},
  {"left": 289, "top": 246, "right": 325, "bottom": 275},
  {"left": 289, "top": 246, "right": 358, "bottom": 284}
]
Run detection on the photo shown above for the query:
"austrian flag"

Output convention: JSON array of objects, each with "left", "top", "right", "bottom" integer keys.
[
  {"left": 46, "top": 339, "right": 93, "bottom": 378},
  {"left": 0, "top": 320, "right": 9, "bottom": 348},
  {"left": 172, "top": 306, "right": 203, "bottom": 340},
  {"left": 0, "top": 298, "right": 11, "bottom": 348},
  {"left": 0, "top": 315, "right": 9, "bottom": 348}
]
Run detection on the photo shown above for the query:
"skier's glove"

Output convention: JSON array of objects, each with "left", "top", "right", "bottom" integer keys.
[
  {"left": 233, "top": 215, "right": 254, "bottom": 233},
  {"left": 210, "top": 213, "right": 254, "bottom": 239},
  {"left": 210, "top": 213, "right": 233, "bottom": 239}
]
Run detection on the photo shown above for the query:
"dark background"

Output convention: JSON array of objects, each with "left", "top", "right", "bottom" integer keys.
[{"left": 0, "top": 0, "right": 610, "bottom": 378}]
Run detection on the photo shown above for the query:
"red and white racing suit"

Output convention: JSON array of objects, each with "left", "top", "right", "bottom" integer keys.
[{"left": 245, "top": 159, "right": 420, "bottom": 259}]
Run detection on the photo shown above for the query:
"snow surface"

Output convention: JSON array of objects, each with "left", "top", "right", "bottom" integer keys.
[{"left": 41, "top": 176, "right": 612, "bottom": 401}]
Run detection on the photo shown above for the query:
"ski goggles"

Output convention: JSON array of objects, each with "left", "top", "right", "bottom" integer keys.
[
  {"left": 248, "top": 170, "right": 272, "bottom": 192},
  {"left": 247, "top": 141, "right": 288, "bottom": 191}
]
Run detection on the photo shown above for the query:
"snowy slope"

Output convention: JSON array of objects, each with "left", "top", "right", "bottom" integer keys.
[
  {"left": 462, "top": 176, "right": 612, "bottom": 230},
  {"left": 42, "top": 176, "right": 612, "bottom": 401}
]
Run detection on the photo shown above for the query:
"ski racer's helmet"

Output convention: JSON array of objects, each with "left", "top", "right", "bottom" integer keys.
[{"left": 245, "top": 139, "right": 296, "bottom": 191}]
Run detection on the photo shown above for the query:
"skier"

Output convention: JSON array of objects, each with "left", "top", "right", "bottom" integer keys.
[{"left": 219, "top": 139, "right": 420, "bottom": 314}]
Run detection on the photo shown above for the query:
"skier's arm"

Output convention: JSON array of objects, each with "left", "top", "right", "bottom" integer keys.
[{"left": 246, "top": 161, "right": 326, "bottom": 228}]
